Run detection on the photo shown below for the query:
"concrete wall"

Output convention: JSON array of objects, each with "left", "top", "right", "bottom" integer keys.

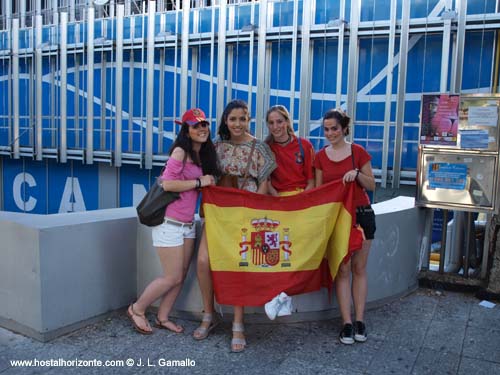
[{"left": 0, "top": 209, "right": 137, "bottom": 341}]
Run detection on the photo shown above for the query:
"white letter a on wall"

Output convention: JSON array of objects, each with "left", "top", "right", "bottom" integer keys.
[{"left": 59, "top": 177, "right": 87, "bottom": 213}]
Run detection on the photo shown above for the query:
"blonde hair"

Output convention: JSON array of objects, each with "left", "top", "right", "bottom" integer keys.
[{"left": 265, "top": 105, "right": 294, "bottom": 143}]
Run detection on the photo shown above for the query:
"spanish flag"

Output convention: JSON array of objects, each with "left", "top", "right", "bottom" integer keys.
[{"left": 202, "top": 180, "right": 362, "bottom": 306}]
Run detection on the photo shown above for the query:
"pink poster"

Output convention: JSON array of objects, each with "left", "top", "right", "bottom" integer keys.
[{"left": 420, "top": 94, "right": 459, "bottom": 146}]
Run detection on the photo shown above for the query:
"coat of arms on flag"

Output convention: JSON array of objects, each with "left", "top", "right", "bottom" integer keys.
[{"left": 239, "top": 218, "right": 292, "bottom": 268}]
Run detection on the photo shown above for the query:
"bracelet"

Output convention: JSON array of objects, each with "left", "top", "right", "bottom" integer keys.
[
  {"left": 355, "top": 169, "right": 360, "bottom": 179},
  {"left": 196, "top": 178, "right": 202, "bottom": 189}
]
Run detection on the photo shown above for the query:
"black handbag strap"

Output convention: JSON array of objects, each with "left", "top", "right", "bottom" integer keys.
[{"left": 350, "top": 143, "right": 356, "bottom": 169}]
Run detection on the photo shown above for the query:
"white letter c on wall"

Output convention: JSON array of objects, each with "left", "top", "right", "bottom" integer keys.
[{"left": 13, "top": 172, "right": 37, "bottom": 212}]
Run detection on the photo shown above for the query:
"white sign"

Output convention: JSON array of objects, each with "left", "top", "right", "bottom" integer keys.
[{"left": 468, "top": 106, "right": 498, "bottom": 127}]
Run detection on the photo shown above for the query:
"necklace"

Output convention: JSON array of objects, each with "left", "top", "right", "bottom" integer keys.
[{"left": 274, "top": 135, "right": 291, "bottom": 145}]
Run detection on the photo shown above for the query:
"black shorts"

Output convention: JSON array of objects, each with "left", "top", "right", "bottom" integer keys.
[{"left": 356, "top": 205, "right": 376, "bottom": 240}]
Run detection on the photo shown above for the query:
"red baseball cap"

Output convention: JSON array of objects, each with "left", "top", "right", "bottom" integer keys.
[{"left": 174, "top": 108, "right": 209, "bottom": 126}]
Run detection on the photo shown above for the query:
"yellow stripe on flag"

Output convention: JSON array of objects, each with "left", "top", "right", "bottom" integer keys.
[{"left": 204, "top": 202, "right": 343, "bottom": 272}]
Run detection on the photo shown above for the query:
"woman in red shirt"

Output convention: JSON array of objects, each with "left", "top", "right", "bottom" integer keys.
[
  {"left": 265, "top": 105, "right": 315, "bottom": 196},
  {"left": 314, "top": 109, "right": 376, "bottom": 345}
]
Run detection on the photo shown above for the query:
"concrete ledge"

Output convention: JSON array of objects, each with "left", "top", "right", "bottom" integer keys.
[
  {"left": 138, "top": 196, "right": 423, "bottom": 321},
  {"left": 0, "top": 208, "right": 138, "bottom": 341}
]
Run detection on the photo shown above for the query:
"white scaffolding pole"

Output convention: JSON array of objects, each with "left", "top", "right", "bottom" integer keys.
[
  {"left": 180, "top": 0, "right": 190, "bottom": 114},
  {"left": 346, "top": 0, "right": 360, "bottom": 138},
  {"left": 35, "top": 15, "right": 43, "bottom": 160},
  {"left": 86, "top": 7, "right": 95, "bottom": 164},
  {"left": 392, "top": 0, "right": 411, "bottom": 188},
  {"left": 381, "top": 0, "right": 397, "bottom": 188},
  {"left": 255, "top": 0, "right": 268, "bottom": 139},
  {"left": 12, "top": 18, "right": 19, "bottom": 158},
  {"left": 216, "top": 1, "right": 227, "bottom": 123},
  {"left": 145, "top": 1, "right": 156, "bottom": 169},
  {"left": 451, "top": 0, "right": 467, "bottom": 93},
  {"left": 115, "top": 4, "right": 124, "bottom": 167},
  {"left": 60, "top": 12, "right": 68, "bottom": 163},
  {"left": 298, "top": 0, "right": 312, "bottom": 139}
]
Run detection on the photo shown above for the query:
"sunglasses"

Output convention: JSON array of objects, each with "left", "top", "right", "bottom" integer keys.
[{"left": 192, "top": 122, "right": 209, "bottom": 130}]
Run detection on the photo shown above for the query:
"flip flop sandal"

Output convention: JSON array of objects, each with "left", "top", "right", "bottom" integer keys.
[
  {"left": 154, "top": 318, "right": 184, "bottom": 334},
  {"left": 192, "top": 312, "right": 220, "bottom": 340},
  {"left": 126, "top": 304, "right": 153, "bottom": 335},
  {"left": 231, "top": 322, "right": 246, "bottom": 353}
]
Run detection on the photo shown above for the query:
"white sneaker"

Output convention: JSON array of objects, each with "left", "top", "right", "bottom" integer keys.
[{"left": 264, "top": 292, "right": 293, "bottom": 320}]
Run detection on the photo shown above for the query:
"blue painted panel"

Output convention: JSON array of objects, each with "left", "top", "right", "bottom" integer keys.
[
  {"left": 356, "top": 103, "right": 386, "bottom": 122},
  {"left": 402, "top": 141, "right": 419, "bottom": 170},
  {"left": 315, "top": 0, "right": 341, "bottom": 24},
  {"left": 366, "top": 140, "right": 383, "bottom": 169},
  {"left": 367, "top": 125, "right": 384, "bottom": 139},
  {"left": 68, "top": 24, "right": 76, "bottom": 44},
  {"left": 311, "top": 40, "right": 336, "bottom": 99},
  {"left": 19, "top": 29, "right": 31, "bottom": 49},
  {"left": 360, "top": 0, "right": 392, "bottom": 21},
  {"left": 232, "top": 3, "right": 253, "bottom": 30},
  {"left": 119, "top": 164, "right": 155, "bottom": 207},
  {"left": 462, "top": 31, "right": 494, "bottom": 91},
  {"left": 232, "top": 43, "right": 251, "bottom": 89},
  {"left": 134, "top": 15, "right": 145, "bottom": 39},
  {"left": 270, "top": 42, "right": 293, "bottom": 92},
  {"left": 123, "top": 17, "right": 132, "bottom": 40},
  {"left": 406, "top": 34, "right": 442, "bottom": 93},
  {"left": 404, "top": 101, "right": 422, "bottom": 124},
  {"left": 94, "top": 19, "right": 103, "bottom": 39},
  {"left": 199, "top": 8, "right": 215, "bottom": 33},
  {"left": 3, "top": 159, "right": 47, "bottom": 213},
  {"left": 0, "top": 31, "right": 7, "bottom": 49},
  {"left": 403, "top": 125, "right": 420, "bottom": 141},
  {"left": 409, "top": 0, "right": 441, "bottom": 19},
  {"left": 354, "top": 125, "right": 368, "bottom": 139},
  {"left": 47, "top": 160, "right": 99, "bottom": 213},
  {"left": 467, "top": 0, "right": 496, "bottom": 14},
  {"left": 272, "top": 1, "right": 295, "bottom": 27},
  {"left": 358, "top": 39, "right": 389, "bottom": 95}
]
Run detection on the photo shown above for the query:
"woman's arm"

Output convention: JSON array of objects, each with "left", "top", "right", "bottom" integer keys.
[
  {"left": 256, "top": 180, "right": 269, "bottom": 195},
  {"left": 267, "top": 180, "right": 280, "bottom": 196},
  {"left": 315, "top": 169, "right": 323, "bottom": 187},
  {"left": 342, "top": 160, "right": 375, "bottom": 191},
  {"left": 304, "top": 178, "right": 315, "bottom": 191},
  {"left": 161, "top": 147, "right": 215, "bottom": 192},
  {"left": 356, "top": 161, "right": 376, "bottom": 191}
]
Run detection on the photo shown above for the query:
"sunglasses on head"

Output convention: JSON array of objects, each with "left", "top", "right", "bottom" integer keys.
[{"left": 192, "top": 122, "right": 209, "bottom": 129}]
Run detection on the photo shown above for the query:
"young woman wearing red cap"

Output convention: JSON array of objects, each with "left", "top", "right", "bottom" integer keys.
[
  {"left": 194, "top": 99, "right": 276, "bottom": 352},
  {"left": 127, "top": 108, "right": 218, "bottom": 335}
]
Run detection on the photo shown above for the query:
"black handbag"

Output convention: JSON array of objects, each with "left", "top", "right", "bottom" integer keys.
[{"left": 136, "top": 178, "right": 180, "bottom": 227}]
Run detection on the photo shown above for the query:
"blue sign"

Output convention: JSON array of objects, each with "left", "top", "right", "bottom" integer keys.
[{"left": 428, "top": 163, "right": 468, "bottom": 190}]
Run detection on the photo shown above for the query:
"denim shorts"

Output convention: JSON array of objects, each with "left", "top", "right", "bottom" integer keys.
[
  {"left": 356, "top": 206, "right": 376, "bottom": 240},
  {"left": 152, "top": 218, "right": 196, "bottom": 247}
]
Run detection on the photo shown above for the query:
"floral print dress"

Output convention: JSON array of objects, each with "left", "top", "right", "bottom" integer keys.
[{"left": 215, "top": 139, "right": 277, "bottom": 192}]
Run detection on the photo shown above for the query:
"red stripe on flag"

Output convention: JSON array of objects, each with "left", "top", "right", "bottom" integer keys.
[
  {"left": 202, "top": 180, "right": 354, "bottom": 213},
  {"left": 211, "top": 260, "right": 333, "bottom": 306}
]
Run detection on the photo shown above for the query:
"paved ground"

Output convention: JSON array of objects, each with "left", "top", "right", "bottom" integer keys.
[{"left": 1, "top": 288, "right": 500, "bottom": 374}]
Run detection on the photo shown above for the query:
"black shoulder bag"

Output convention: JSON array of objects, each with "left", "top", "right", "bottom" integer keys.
[{"left": 136, "top": 166, "right": 180, "bottom": 227}]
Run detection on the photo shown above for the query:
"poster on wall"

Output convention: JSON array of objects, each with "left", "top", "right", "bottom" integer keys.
[
  {"left": 458, "top": 95, "right": 500, "bottom": 151},
  {"left": 420, "top": 94, "right": 460, "bottom": 146}
]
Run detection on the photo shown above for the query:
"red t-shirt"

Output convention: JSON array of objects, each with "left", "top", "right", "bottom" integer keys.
[
  {"left": 314, "top": 143, "right": 372, "bottom": 207},
  {"left": 268, "top": 137, "right": 315, "bottom": 193}
]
